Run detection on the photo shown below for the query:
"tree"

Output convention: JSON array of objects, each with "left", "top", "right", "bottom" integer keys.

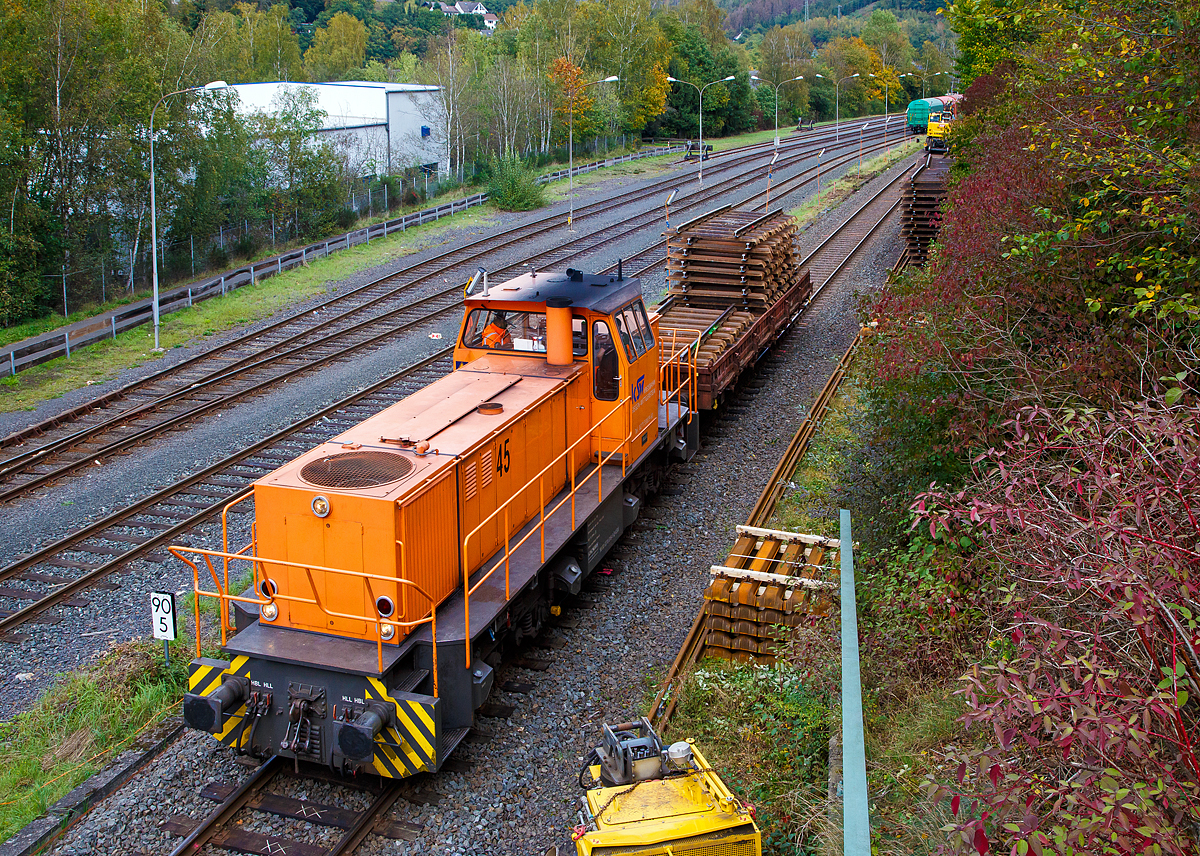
[
  {"left": 675, "top": 0, "right": 725, "bottom": 52},
  {"left": 252, "top": 86, "right": 350, "bottom": 235},
  {"left": 861, "top": 9, "right": 912, "bottom": 71},
  {"left": 816, "top": 37, "right": 874, "bottom": 116},
  {"left": 202, "top": 4, "right": 304, "bottom": 84},
  {"left": 305, "top": 11, "right": 368, "bottom": 81},
  {"left": 942, "top": 0, "right": 1040, "bottom": 86},
  {"left": 548, "top": 56, "right": 598, "bottom": 144},
  {"left": 758, "top": 24, "right": 814, "bottom": 121},
  {"left": 421, "top": 29, "right": 472, "bottom": 178},
  {"left": 579, "top": 0, "right": 670, "bottom": 132}
]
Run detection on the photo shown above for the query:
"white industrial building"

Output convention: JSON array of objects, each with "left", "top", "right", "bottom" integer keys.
[{"left": 229, "top": 81, "right": 447, "bottom": 178}]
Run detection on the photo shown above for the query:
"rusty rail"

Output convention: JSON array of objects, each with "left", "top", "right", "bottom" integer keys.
[{"left": 649, "top": 231, "right": 912, "bottom": 728}]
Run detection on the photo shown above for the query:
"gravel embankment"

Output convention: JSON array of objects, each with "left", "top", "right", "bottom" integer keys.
[{"left": 14, "top": 150, "right": 913, "bottom": 856}]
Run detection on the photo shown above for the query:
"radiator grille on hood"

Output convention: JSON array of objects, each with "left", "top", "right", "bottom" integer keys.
[{"left": 299, "top": 450, "right": 414, "bottom": 489}]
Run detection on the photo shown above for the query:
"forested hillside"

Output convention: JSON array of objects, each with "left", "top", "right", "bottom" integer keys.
[{"left": 720, "top": 0, "right": 943, "bottom": 39}]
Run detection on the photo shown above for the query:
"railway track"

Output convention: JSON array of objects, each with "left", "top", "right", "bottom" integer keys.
[
  {"left": 645, "top": 159, "right": 917, "bottom": 730},
  {"left": 0, "top": 120, "right": 879, "bottom": 463},
  {"left": 604, "top": 135, "right": 911, "bottom": 284},
  {"left": 0, "top": 141, "right": 911, "bottom": 640},
  {"left": 164, "top": 756, "right": 413, "bottom": 856},
  {"left": 0, "top": 124, "right": 895, "bottom": 508}
]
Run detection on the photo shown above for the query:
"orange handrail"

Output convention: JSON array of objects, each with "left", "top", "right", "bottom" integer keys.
[
  {"left": 658, "top": 327, "right": 701, "bottom": 421},
  {"left": 218, "top": 493, "right": 258, "bottom": 634},
  {"left": 459, "top": 333, "right": 701, "bottom": 667},
  {"left": 175, "top": 330, "right": 702, "bottom": 683},
  {"left": 460, "top": 396, "right": 634, "bottom": 666},
  {"left": 169, "top": 543, "right": 439, "bottom": 692}
]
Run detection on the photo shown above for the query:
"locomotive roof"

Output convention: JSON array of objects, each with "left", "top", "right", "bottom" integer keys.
[{"left": 473, "top": 269, "right": 643, "bottom": 315}]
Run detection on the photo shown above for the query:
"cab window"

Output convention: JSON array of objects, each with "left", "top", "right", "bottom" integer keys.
[
  {"left": 632, "top": 302, "right": 655, "bottom": 350},
  {"left": 463, "top": 309, "right": 547, "bottom": 352},
  {"left": 593, "top": 320, "right": 620, "bottom": 400},
  {"left": 572, "top": 317, "right": 588, "bottom": 356},
  {"left": 613, "top": 312, "right": 637, "bottom": 362},
  {"left": 620, "top": 307, "right": 648, "bottom": 357}
]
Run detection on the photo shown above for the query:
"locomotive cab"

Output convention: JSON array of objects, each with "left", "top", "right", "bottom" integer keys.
[
  {"left": 453, "top": 267, "right": 661, "bottom": 464},
  {"left": 173, "top": 267, "right": 701, "bottom": 781}
]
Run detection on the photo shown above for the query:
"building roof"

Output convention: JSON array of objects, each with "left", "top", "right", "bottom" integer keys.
[
  {"left": 228, "top": 81, "right": 441, "bottom": 130},
  {"left": 471, "top": 269, "right": 643, "bottom": 315}
]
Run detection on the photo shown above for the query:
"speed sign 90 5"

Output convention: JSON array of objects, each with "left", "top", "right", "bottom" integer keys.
[{"left": 150, "top": 591, "right": 177, "bottom": 641}]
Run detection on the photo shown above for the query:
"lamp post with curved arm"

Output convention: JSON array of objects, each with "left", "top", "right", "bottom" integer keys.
[
  {"left": 922, "top": 70, "right": 945, "bottom": 99},
  {"left": 668, "top": 74, "right": 736, "bottom": 186},
  {"left": 750, "top": 74, "right": 804, "bottom": 148},
  {"left": 835, "top": 73, "right": 859, "bottom": 142},
  {"left": 149, "top": 80, "right": 229, "bottom": 351},
  {"left": 566, "top": 75, "right": 619, "bottom": 230}
]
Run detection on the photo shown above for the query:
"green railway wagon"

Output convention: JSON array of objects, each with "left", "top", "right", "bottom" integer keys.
[{"left": 906, "top": 97, "right": 940, "bottom": 134}]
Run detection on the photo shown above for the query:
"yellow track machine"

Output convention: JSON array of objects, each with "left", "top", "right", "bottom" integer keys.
[{"left": 572, "top": 718, "right": 761, "bottom": 856}]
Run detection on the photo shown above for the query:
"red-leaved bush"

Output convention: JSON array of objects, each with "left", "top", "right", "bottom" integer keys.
[{"left": 916, "top": 402, "right": 1200, "bottom": 854}]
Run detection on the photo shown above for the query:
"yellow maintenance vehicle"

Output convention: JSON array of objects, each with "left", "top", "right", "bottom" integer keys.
[
  {"left": 925, "top": 93, "right": 962, "bottom": 154},
  {"left": 572, "top": 718, "right": 761, "bottom": 856}
]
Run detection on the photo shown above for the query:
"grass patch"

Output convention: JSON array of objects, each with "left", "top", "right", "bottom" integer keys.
[
  {"left": 541, "top": 156, "right": 679, "bottom": 201},
  {"left": 0, "top": 208, "right": 493, "bottom": 414},
  {"left": 787, "top": 138, "right": 922, "bottom": 229},
  {"left": 0, "top": 639, "right": 188, "bottom": 841},
  {"left": 862, "top": 689, "right": 969, "bottom": 855},
  {"left": 664, "top": 657, "right": 836, "bottom": 856},
  {"left": 768, "top": 381, "right": 860, "bottom": 538}
]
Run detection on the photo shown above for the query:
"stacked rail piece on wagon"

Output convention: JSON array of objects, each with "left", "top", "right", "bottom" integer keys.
[
  {"left": 900, "top": 155, "right": 951, "bottom": 267},
  {"left": 653, "top": 206, "right": 812, "bottom": 409},
  {"left": 699, "top": 525, "right": 839, "bottom": 665}
]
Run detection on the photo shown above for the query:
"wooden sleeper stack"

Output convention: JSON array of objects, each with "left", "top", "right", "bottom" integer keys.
[
  {"left": 665, "top": 208, "right": 802, "bottom": 306},
  {"left": 900, "top": 155, "right": 950, "bottom": 266}
]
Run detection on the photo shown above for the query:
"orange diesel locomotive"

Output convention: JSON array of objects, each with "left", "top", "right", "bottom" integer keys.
[{"left": 172, "top": 267, "right": 701, "bottom": 777}]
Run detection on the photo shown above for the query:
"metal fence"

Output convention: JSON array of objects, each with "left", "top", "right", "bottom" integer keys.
[{"left": 3, "top": 144, "right": 684, "bottom": 376}]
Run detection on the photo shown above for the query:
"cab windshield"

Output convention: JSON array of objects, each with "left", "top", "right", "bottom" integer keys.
[{"left": 462, "top": 308, "right": 588, "bottom": 355}]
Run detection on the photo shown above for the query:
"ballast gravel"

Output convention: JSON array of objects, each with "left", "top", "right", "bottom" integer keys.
[{"left": 22, "top": 151, "right": 915, "bottom": 856}]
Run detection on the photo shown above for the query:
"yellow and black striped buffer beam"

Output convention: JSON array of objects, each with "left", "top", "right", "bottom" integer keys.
[
  {"left": 365, "top": 677, "right": 440, "bottom": 778},
  {"left": 187, "top": 656, "right": 252, "bottom": 747}
]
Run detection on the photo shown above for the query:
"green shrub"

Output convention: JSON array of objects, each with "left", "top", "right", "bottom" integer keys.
[
  {"left": 487, "top": 156, "right": 545, "bottom": 211},
  {"left": 667, "top": 659, "right": 833, "bottom": 856}
]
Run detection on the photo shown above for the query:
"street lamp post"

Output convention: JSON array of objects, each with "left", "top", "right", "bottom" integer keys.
[
  {"left": 750, "top": 74, "right": 804, "bottom": 147},
  {"left": 567, "top": 75, "right": 619, "bottom": 230},
  {"left": 835, "top": 73, "right": 859, "bottom": 142},
  {"left": 149, "top": 80, "right": 228, "bottom": 351},
  {"left": 668, "top": 74, "right": 736, "bottom": 186},
  {"left": 922, "top": 70, "right": 945, "bottom": 99}
]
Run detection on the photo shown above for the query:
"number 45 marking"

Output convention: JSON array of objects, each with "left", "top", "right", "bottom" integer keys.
[{"left": 495, "top": 438, "right": 510, "bottom": 475}]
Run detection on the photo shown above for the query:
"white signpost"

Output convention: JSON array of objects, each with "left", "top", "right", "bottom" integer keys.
[{"left": 150, "top": 591, "right": 177, "bottom": 664}]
